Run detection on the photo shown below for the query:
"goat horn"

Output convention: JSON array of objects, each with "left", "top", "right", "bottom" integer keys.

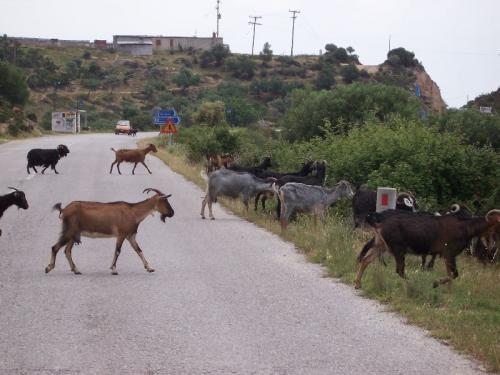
[
  {"left": 450, "top": 204, "right": 460, "bottom": 213},
  {"left": 143, "top": 188, "right": 163, "bottom": 195},
  {"left": 8, "top": 187, "right": 19, "bottom": 192},
  {"left": 486, "top": 209, "right": 500, "bottom": 218}
]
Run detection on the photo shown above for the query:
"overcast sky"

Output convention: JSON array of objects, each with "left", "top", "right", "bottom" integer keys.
[{"left": 1, "top": 0, "right": 499, "bottom": 108}]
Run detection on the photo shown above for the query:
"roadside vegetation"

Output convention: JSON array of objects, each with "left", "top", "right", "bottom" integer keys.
[{"left": 140, "top": 76, "right": 499, "bottom": 371}]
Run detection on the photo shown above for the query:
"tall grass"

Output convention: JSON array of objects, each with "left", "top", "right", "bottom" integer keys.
[{"left": 144, "top": 137, "right": 500, "bottom": 372}]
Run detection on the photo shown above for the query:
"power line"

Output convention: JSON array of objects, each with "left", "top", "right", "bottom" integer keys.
[
  {"left": 248, "top": 16, "right": 262, "bottom": 55},
  {"left": 289, "top": 10, "right": 300, "bottom": 56}
]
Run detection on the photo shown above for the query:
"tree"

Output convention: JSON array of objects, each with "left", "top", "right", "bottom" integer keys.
[
  {"left": 260, "top": 42, "right": 273, "bottom": 65},
  {"left": 225, "top": 56, "right": 256, "bottom": 80},
  {"left": 315, "top": 64, "right": 336, "bottom": 90},
  {"left": 282, "top": 83, "right": 421, "bottom": 141},
  {"left": 172, "top": 68, "right": 200, "bottom": 90},
  {"left": 341, "top": 64, "right": 360, "bottom": 83},
  {"left": 104, "top": 73, "right": 121, "bottom": 94},
  {"left": 81, "top": 78, "right": 100, "bottom": 99},
  {"left": 387, "top": 47, "right": 420, "bottom": 68},
  {"left": 0, "top": 61, "right": 29, "bottom": 106},
  {"left": 194, "top": 101, "right": 227, "bottom": 127},
  {"left": 211, "top": 44, "right": 231, "bottom": 66}
]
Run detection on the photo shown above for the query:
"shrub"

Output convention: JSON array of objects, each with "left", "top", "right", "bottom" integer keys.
[
  {"left": 386, "top": 47, "right": 422, "bottom": 69},
  {"left": 0, "top": 61, "right": 29, "bottom": 105},
  {"left": 315, "top": 64, "right": 336, "bottom": 90},
  {"left": 225, "top": 56, "right": 256, "bottom": 80},
  {"left": 177, "top": 126, "right": 241, "bottom": 162},
  {"left": 260, "top": 42, "right": 273, "bottom": 64},
  {"left": 341, "top": 64, "right": 360, "bottom": 83},
  {"left": 172, "top": 67, "right": 200, "bottom": 90},
  {"left": 322, "top": 117, "right": 499, "bottom": 207},
  {"left": 431, "top": 108, "right": 500, "bottom": 149},
  {"left": 281, "top": 83, "right": 421, "bottom": 141},
  {"left": 194, "top": 101, "right": 227, "bottom": 127}
]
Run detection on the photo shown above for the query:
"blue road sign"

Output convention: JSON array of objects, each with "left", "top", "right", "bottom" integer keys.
[{"left": 154, "top": 108, "right": 181, "bottom": 125}]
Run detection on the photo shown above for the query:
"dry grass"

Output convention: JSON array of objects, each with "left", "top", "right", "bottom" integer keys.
[{"left": 143, "top": 137, "right": 500, "bottom": 373}]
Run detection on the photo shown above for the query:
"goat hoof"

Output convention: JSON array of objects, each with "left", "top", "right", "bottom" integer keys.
[
  {"left": 147, "top": 268, "right": 155, "bottom": 273},
  {"left": 210, "top": 217, "right": 215, "bottom": 220},
  {"left": 201, "top": 216, "right": 205, "bottom": 220},
  {"left": 112, "top": 271, "right": 118, "bottom": 276},
  {"left": 74, "top": 271, "right": 82, "bottom": 275},
  {"left": 45, "top": 267, "right": 51, "bottom": 274}
]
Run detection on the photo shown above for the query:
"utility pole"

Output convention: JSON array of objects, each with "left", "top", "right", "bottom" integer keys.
[
  {"left": 289, "top": 10, "right": 300, "bottom": 56},
  {"left": 216, "top": 0, "right": 221, "bottom": 38},
  {"left": 388, "top": 34, "right": 391, "bottom": 53},
  {"left": 248, "top": 16, "right": 262, "bottom": 55}
]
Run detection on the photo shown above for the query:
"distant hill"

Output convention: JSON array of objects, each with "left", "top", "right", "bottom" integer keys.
[
  {"left": 0, "top": 39, "right": 446, "bottom": 133},
  {"left": 466, "top": 87, "right": 500, "bottom": 114}
]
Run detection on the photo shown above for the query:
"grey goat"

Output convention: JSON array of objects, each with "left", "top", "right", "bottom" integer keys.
[
  {"left": 275, "top": 180, "right": 354, "bottom": 231},
  {"left": 201, "top": 169, "right": 276, "bottom": 220}
]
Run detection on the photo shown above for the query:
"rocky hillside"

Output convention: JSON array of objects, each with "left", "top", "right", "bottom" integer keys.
[{"left": 0, "top": 40, "right": 446, "bottom": 133}]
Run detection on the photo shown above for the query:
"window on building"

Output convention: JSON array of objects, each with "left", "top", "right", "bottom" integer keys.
[
  {"left": 170, "top": 39, "right": 174, "bottom": 48},
  {"left": 156, "top": 39, "right": 161, "bottom": 46}
]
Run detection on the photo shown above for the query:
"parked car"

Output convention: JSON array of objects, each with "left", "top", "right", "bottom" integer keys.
[{"left": 115, "top": 120, "right": 135, "bottom": 135}]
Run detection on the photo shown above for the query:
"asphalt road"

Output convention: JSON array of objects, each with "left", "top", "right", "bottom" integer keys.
[{"left": 0, "top": 133, "right": 483, "bottom": 374}]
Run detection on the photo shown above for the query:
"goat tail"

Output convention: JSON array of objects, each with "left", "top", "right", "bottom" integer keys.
[
  {"left": 53, "top": 203, "right": 62, "bottom": 213},
  {"left": 357, "top": 237, "right": 375, "bottom": 263},
  {"left": 272, "top": 182, "right": 280, "bottom": 195},
  {"left": 110, "top": 147, "right": 117, "bottom": 153}
]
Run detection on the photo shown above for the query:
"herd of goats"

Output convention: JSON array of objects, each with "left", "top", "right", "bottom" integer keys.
[{"left": 0, "top": 142, "right": 499, "bottom": 290}]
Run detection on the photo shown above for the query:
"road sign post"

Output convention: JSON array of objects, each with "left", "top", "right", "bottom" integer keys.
[{"left": 155, "top": 108, "right": 180, "bottom": 146}]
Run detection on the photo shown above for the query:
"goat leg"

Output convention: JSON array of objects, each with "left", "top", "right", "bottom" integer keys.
[
  {"left": 254, "top": 193, "right": 261, "bottom": 211},
  {"left": 53, "top": 164, "right": 59, "bottom": 174},
  {"left": 208, "top": 200, "right": 215, "bottom": 220},
  {"left": 110, "top": 237, "right": 125, "bottom": 275},
  {"left": 117, "top": 162, "right": 122, "bottom": 175},
  {"left": 141, "top": 161, "right": 152, "bottom": 174},
  {"left": 201, "top": 197, "right": 207, "bottom": 219},
  {"left": 109, "top": 161, "right": 116, "bottom": 174},
  {"left": 64, "top": 241, "right": 81, "bottom": 275},
  {"left": 132, "top": 163, "right": 138, "bottom": 175},
  {"left": 433, "top": 257, "right": 458, "bottom": 288},
  {"left": 355, "top": 243, "right": 384, "bottom": 289},
  {"left": 46, "top": 243, "right": 63, "bottom": 273},
  {"left": 128, "top": 235, "right": 154, "bottom": 272}
]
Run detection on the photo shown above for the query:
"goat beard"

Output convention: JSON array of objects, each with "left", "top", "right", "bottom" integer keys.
[{"left": 160, "top": 214, "right": 167, "bottom": 222}]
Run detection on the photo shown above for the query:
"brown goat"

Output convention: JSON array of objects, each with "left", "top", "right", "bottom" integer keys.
[
  {"left": 206, "top": 154, "right": 234, "bottom": 174},
  {"left": 109, "top": 143, "right": 158, "bottom": 175},
  {"left": 46, "top": 188, "right": 174, "bottom": 275}
]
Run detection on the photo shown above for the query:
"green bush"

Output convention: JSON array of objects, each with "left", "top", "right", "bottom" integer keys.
[
  {"left": 172, "top": 67, "right": 200, "bottom": 90},
  {"left": 431, "top": 108, "right": 500, "bottom": 149},
  {"left": 281, "top": 83, "right": 421, "bottom": 141},
  {"left": 0, "top": 61, "right": 29, "bottom": 105},
  {"left": 194, "top": 101, "right": 227, "bottom": 127},
  {"left": 177, "top": 126, "right": 241, "bottom": 162},
  {"left": 225, "top": 56, "right": 256, "bottom": 80},
  {"left": 341, "top": 64, "right": 360, "bottom": 84},
  {"left": 320, "top": 118, "right": 499, "bottom": 207},
  {"left": 315, "top": 64, "right": 336, "bottom": 90}
]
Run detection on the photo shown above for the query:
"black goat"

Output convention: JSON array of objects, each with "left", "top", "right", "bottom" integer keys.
[
  {"left": 27, "top": 144, "right": 70, "bottom": 174},
  {"left": 227, "top": 156, "right": 272, "bottom": 176},
  {"left": 0, "top": 187, "right": 29, "bottom": 236},
  {"left": 254, "top": 161, "right": 315, "bottom": 211},
  {"left": 354, "top": 209, "right": 500, "bottom": 289},
  {"left": 275, "top": 161, "right": 327, "bottom": 219}
]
